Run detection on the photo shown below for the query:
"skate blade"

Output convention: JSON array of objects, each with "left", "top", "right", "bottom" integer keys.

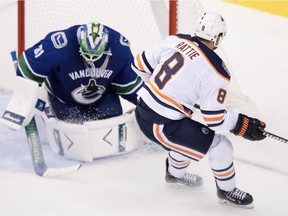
[
  {"left": 165, "top": 182, "right": 203, "bottom": 190},
  {"left": 218, "top": 199, "right": 254, "bottom": 209}
]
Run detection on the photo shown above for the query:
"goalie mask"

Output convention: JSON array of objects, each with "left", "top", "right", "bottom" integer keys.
[
  {"left": 78, "top": 22, "right": 109, "bottom": 63},
  {"left": 194, "top": 12, "right": 227, "bottom": 49}
]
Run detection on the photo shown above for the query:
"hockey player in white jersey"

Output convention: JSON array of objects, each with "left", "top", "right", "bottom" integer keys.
[{"left": 132, "top": 11, "right": 266, "bottom": 208}]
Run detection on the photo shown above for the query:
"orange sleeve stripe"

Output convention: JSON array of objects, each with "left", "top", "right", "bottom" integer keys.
[
  {"left": 136, "top": 54, "right": 145, "bottom": 71},
  {"left": 203, "top": 115, "right": 224, "bottom": 122}
]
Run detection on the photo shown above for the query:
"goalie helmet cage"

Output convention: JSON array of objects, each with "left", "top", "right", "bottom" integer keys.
[{"left": 17, "top": 0, "right": 258, "bottom": 116}]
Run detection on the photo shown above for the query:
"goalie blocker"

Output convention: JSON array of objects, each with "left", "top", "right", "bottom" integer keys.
[
  {"left": 0, "top": 76, "right": 141, "bottom": 162},
  {"left": 0, "top": 76, "right": 47, "bottom": 130}
]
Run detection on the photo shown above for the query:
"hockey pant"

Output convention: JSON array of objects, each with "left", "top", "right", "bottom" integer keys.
[{"left": 136, "top": 98, "right": 236, "bottom": 191}]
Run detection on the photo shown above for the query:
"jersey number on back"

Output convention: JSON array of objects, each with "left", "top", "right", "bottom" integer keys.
[{"left": 154, "top": 52, "right": 184, "bottom": 89}]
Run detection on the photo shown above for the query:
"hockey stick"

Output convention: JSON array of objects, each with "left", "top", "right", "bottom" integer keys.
[
  {"left": 194, "top": 103, "right": 288, "bottom": 144},
  {"left": 26, "top": 118, "right": 81, "bottom": 177},
  {"left": 260, "top": 129, "right": 288, "bottom": 144},
  {"left": 10, "top": 51, "right": 81, "bottom": 177}
]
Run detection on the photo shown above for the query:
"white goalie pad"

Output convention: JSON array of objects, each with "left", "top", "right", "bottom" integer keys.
[
  {"left": 42, "top": 108, "right": 140, "bottom": 162},
  {"left": 0, "top": 76, "right": 47, "bottom": 130}
]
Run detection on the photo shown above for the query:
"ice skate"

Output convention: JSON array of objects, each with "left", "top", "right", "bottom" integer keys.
[
  {"left": 165, "top": 159, "right": 203, "bottom": 188},
  {"left": 217, "top": 187, "right": 254, "bottom": 209}
]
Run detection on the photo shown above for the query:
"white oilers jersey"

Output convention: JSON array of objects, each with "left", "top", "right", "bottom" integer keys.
[{"left": 132, "top": 34, "right": 238, "bottom": 132}]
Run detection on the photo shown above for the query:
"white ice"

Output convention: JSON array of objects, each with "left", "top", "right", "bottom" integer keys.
[{"left": 0, "top": 1, "right": 287, "bottom": 216}]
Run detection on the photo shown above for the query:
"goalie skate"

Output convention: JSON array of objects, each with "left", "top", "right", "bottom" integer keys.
[
  {"left": 217, "top": 187, "right": 254, "bottom": 209},
  {"left": 165, "top": 159, "right": 203, "bottom": 189}
]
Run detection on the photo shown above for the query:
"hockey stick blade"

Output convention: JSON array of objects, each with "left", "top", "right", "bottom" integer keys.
[
  {"left": 261, "top": 129, "right": 288, "bottom": 144},
  {"left": 39, "top": 164, "right": 82, "bottom": 177}
]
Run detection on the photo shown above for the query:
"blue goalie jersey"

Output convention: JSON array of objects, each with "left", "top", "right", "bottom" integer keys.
[{"left": 16, "top": 24, "right": 143, "bottom": 107}]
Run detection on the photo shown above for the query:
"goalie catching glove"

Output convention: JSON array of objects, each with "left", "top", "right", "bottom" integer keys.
[{"left": 231, "top": 114, "right": 266, "bottom": 141}]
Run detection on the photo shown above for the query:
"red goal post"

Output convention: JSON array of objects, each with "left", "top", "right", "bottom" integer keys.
[{"left": 17, "top": 0, "right": 258, "bottom": 116}]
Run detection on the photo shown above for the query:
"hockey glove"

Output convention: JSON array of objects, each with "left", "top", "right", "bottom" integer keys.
[{"left": 231, "top": 113, "right": 266, "bottom": 141}]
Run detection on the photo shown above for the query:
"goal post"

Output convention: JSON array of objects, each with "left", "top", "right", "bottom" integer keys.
[
  {"left": 169, "top": 0, "right": 177, "bottom": 35},
  {"left": 17, "top": 0, "right": 24, "bottom": 57},
  {"left": 17, "top": 0, "right": 258, "bottom": 116}
]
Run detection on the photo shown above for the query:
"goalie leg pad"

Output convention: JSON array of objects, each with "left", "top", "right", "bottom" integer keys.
[{"left": 43, "top": 109, "right": 139, "bottom": 162}]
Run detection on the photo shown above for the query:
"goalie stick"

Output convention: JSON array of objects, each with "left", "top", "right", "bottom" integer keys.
[
  {"left": 193, "top": 103, "right": 288, "bottom": 144},
  {"left": 26, "top": 118, "right": 81, "bottom": 177},
  {"left": 10, "top": 51, "right": 81, "bottom": 177}
]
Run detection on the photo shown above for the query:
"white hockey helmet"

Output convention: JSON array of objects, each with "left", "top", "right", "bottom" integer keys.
[
  {"left": 78, "top": 22, "right": 109, "bottom": 63},
  {"left": 194, "top": 12, "right": 227, "bottom": 48}
]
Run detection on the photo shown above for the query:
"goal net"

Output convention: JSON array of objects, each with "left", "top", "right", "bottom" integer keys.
[{"left": 19, "top": 0, "right": 258, "bottom": 116}]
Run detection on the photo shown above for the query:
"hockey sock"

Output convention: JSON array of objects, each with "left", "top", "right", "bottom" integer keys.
[
  {"left": 167, "top": 151, "right": 191, "bottom": 178},
  {"left": 208, "top": 134, "right": 236, "bottom": 191}
]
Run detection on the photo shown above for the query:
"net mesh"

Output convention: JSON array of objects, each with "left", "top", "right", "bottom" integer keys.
[{"left": 23, "top": 0, "right": 257, "bottom": 115}]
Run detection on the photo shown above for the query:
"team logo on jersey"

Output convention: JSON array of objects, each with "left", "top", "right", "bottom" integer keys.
[
  {"left": 71, "top": 79, "right": 106, "bottom": 105},
  {"left": 51, "top": 32, "right": 68, "bottom": 49},
  {"left": 120, "top": 35, "right": 130, "bottom": 47}
]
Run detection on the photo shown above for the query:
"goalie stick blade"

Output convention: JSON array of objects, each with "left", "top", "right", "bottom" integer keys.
[
  {"left": 26, "top": 117, "right": 82, "bottom": 177},
  {"left": 36, "top": 164, "right": 82, "bottom": 177}
]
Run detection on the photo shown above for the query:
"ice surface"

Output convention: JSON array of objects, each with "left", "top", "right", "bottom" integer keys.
[{"left": 0, "top": 1, "right": 287, "bottom": 216}]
